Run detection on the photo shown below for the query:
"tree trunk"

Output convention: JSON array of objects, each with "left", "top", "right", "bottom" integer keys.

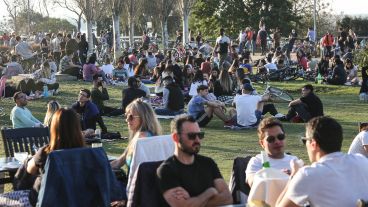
[
  {"left": 112, "top": 14, "right": 121, "bottom": 61},
  {"left": 87, "top": 20, "right": 94, "bottom": 54},
  {"left": 77, "top": 16, "right": 82, "bottom": 32},
  {"left": 182, "top": 12, "right": 189, "bottom": 45},
  {"left": 161, "top": 19, "right": 169, "bottom": 51},
  {"left": 129, "top": 17, "right": 134, "bottom": 49}
]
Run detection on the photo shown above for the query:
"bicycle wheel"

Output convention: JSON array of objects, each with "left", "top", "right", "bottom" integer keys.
[{"left": 267, "top": 86, "right": 293, "bottom": 102}]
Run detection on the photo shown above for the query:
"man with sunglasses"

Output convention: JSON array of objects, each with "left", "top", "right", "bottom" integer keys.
[
  {"left": 157, "top": 114, "right": 233, "bottom": 206},
  {"left": 246, "top": 118, "right": 298, "bottom": 187},
  {"left": 276, "top": 116, "right": 368, "bottom": 207}
]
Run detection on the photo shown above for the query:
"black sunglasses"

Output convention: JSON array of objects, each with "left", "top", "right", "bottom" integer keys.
[
  {"left": 300, "top": 136, "right": 312, "bottom": 145},
  {"left": 183, "top": 132, "right": 205, "bottom": 140},
  {"left": 266, "top": 133, "right": 285, "bottom": 143}
]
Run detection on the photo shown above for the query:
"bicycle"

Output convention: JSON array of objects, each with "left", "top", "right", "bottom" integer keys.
[{"left": 254, "top": 82, "right": 294, "bottom": 103}]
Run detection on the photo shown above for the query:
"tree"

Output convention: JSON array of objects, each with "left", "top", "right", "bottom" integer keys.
[
  {"left": 53, "top": 0, "right": 84, "bottom": 32},
  {"left": 125, "top": 0, "right": 143, "bottom": 47},
  {"left": 109, "top": 0, "right": 125, "bottom": 60},
  {"left": 179, "top": 0, "right": 197, "bottom": 45},
  {"left": 152, "top": 0, "right": 177, "bottom": 50},
  {"left": 190, "top": 0, "right": 221, "bottom": 39}
]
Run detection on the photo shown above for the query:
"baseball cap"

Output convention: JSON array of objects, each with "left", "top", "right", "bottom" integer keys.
[{"left": 243, "top": 83, "right": 254, "bottom": 91}]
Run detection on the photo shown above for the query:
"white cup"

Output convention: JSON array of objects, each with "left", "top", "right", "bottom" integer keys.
[
  {"left": 92, "top": 143, "right": 103, "bottom": 148},
  {"left": 95, "top": 129, "right": 101, "bottom": 139}
]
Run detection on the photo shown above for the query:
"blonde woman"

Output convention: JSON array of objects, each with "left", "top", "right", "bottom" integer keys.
[
  {"left": 110, "top": 98, "right": 162, "bottom": 170},
  {"left": 43, "top": 100, "right": 61, "bottom": 127}
]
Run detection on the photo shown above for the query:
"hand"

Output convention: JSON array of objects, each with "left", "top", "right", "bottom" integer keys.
[
  {"left": 172, "top": 187, "right": 190, "bottom": 200},
  {"left": 289, "top": 159, "right": 304, "bottom": 177},
  {"left": 101, "top": 81, "right": 107, "bottom": 88}
]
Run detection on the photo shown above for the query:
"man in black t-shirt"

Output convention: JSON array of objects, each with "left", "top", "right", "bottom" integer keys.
[
  {"left": 157, "top": 115, "right": 232, "bottom": 206},
  {"left": 280, "top": 84, "right": 323, "bottom": 122}
]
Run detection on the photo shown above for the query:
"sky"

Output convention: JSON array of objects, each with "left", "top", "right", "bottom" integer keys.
[{"left": 0, "top": 0, "right": 367, "bottom": 27}]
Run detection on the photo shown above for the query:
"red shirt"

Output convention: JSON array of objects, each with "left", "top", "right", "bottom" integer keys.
[{"left": 200, "top": 62, "right": 212, "bottom": 75}]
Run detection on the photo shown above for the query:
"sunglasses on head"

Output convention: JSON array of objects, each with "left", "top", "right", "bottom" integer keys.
[
  {"left": 184, "top": 132, "right": 205, "bottom": 140},
  {"left": 125, "top": 114, "right": 140, "bottom": 121},
  {"left": 266, "top": 133, "right": 285, "bottom": 143}
]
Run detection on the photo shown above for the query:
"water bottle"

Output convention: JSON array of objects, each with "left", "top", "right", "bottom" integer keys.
[
  {"left": 261, "top": 151, "right": 270, "bottom": 168},
  {"left": 43, "top": 84, "right": 48, "bottom": 98},
  {"left": 317, "top": 73, "right": 322, "bottom": 84}
]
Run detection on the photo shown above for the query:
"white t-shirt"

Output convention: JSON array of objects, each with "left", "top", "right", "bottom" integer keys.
[
  {"left": 146, "top": 55, "right": 157, "bottom": 70},
  {"left": 189, "top": 80, "right": 208, "bottom": 97},
  {"left": 234, "top": 94, "right": 261, "bottom": 126},
  {"left": 348, "top": 131, "right": 368, "bottom": 157},
  {"left": 286, "top": 152, "right": 368, "bottom": 207},
  {"left": 216, "top": 35, "right": 231, "bottom": 53},
  {"left": 264, "top": 63, "right": 278, "bottom": 72},
  {"left": 246, "top": 153, "right": 298, "bottom": 184},
  {"left": 101, "top": 64, "right": 114, "bottom": 77},
  {"left": 15, "top": 42, "right": 33, "bottom": 59}
]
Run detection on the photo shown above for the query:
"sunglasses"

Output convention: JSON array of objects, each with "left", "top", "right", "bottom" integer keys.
[
  {"left": 300, "top": 136, "right": 312, "bottom": 145},
  {"left": 183, "top": 132, "right": 205, "bottom": 140},
  {"left": 125, "top": 114, "right": 140, "bottom": 122},
  {"left": 265, "top": 133, "right": 285, "bottom": 143}
]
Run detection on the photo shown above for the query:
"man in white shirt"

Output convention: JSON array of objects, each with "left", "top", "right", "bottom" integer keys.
[
  {"left": 15, "top": 36, "right": 35, "bottom": 72},
  {"left": 214, "top": 28, "right": 231, "bottom": 69},
  {"left": 231, "top": 83, "right": 268, "bottom": 127},
  {"left": 276, "top": 116, "right": 368, "bottom": 207},
  {"left": 246, "top": 117, "right": 298, "bottom": 186}
]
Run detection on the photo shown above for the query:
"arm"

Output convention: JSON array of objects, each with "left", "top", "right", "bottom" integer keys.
[
  {"left": 100, "top": 86, "right": 110, "bottom": 101},
  {"left": 26, "top": 158, "right": 39, "bottom": 175},
  {"left": 163, "top": 186, "right": 218, "bottom": 207},
  {"left": 110, "top": 148, "right": 127, "bottom": 169},
  {"left": 288, "top": 98, "right": 302, "bottom": 107},
  {"left": 205, "top": 178, "right": 233, "bottom": 206},
  {"left": 14, "top": 108, "right": 41, "bottom": 127}
]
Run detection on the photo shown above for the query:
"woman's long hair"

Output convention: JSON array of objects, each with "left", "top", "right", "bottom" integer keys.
[
  {"left": 125, "top": 98, "right": 162, "bottom": 156},
  {"left": 218, "top": 70, "right": 233, "bottom": 93},
  {"left": 134, "top": 59, "right": 148, "bottom": 76},
  {"left": 45, "top": 108, "right": 85, "bottom": 154},
  {"left": 44, "top": 100, "right": 61, "bottom": 127}
]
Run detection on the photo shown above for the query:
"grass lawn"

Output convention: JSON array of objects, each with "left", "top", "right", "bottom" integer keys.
[{"left": 0, "top": 79, "right": 366, "bottom": 185}]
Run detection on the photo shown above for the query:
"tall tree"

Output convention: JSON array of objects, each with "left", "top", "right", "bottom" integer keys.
[
  {"left": 53, "top": 0, "right": 84, "bottom": 32},
  {"left": 179, "top": 0, "right": 197, "bottom": 45},
  {"left": 110, "top": 0, "right": 125, "bottom": 60},
  {"left": 154, "top": 0, "right": 177, "bottom": 50},
  {"left": 126, "top": 0, "right": 143, "bottom": 47}
]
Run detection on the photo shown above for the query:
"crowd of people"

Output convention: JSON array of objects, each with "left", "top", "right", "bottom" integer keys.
[{"left": 1, "top": 22, "right": 368, "bottom": 206}]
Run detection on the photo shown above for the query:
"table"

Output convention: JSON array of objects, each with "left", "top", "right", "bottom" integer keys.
[
  {"left": 0, "top": 157, "right": 21, "bottom": 185},
  {"left": 247, "top": 168, "right": 289, "bottom": 207}
]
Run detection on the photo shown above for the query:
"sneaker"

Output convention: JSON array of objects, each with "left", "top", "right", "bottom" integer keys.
[
  {"left": 277, "top": 116, "right": 289, "bottom": 122},
  {"left": 274, "top": 113, "right": 285, "bottom": 118},
  {"left": 224, "top": 120, "right": 234, "bottom": 127}
]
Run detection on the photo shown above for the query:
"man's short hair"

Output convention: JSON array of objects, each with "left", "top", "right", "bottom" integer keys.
[
  {"left": 13, "top": 91, "right": 23, "bottom": 102},
  {"left": 67, "top": 33, "right": 72, "bottom": 39},
  {"left": 303, "top": 84, "right": 314, "bottom": 92},
  {"left": 171, "top": 114, "right": 197, "bottom": 134},
  {"left": 80, "top": 89, "right": 91, "bottom": 98},
  {"left": 15, "top": 36, "right": 21, "bottom": 41},
  {"left": 196, "top": 85, "right": 208, "bottom": 93},
  {"left": 257, "top": 117, "right": 285, "bottom": 140},
  {"left": 306, "top": 116, "right": 342, "bottom": 153}
]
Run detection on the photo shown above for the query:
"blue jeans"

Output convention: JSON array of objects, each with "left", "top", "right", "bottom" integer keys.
[{"left": 154, "top": 108, "right": 184, "bottom": 116}]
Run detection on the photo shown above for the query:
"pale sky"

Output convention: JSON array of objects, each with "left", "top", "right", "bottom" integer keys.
[{"left": 0, "top": 0, "right": 367, "bottom": 27}]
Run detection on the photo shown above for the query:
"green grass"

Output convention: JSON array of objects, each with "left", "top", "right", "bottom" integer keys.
[{"left": 0, "top": 80, "right": 365, "bottom": 184}]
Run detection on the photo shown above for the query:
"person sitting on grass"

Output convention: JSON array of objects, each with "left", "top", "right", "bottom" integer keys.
[
  {"left": 326, "top": 55, "right": 346, "bottom": 85},
  {"left": 188, "top": 85, "right": 233, "bottom": 127},
  {"left": 91, "top": 74, "right": 122, "bottom": 116},
  {"left": 230, "top": 83, "right": 271, "bottom": 128},
  {"left": 154, "top": 76, "right": 185, "bottom": 116},
  {"left": 10, "top": 92, "right": 43, "bottom": 128},
  {"left": 72, "top": 89, "right": 107, "bottom": 135},
  {"left": 279, "top": 84, "right": 323, "bottom": 123},
  {"left": 59, "top": 50, "right": 82, "bottom": 78},
  {"left": 112, "top": 61, "right": 128, "bottom": 82},
  {"left": 246, "top": 117, "right": 298, "bottom": 187},
  {"left": 122, "top": 77, "right": 146, "bottom": 114}
]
